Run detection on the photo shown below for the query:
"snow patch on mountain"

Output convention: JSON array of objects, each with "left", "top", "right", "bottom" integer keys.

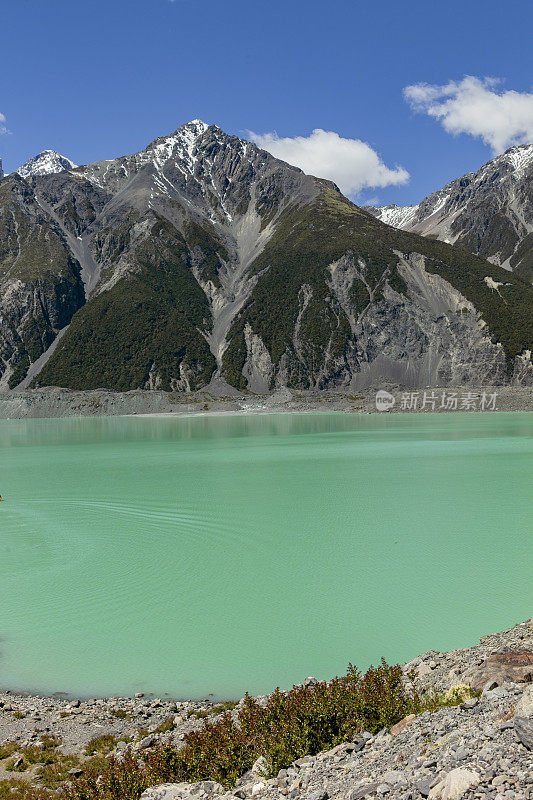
[
  {"left": 370, "top": 203, "right": 419, "bottom": 228},
  {"left": 504, "top": 143, "right": 533, "bottom": 179},
  {"left": 16, "top": 150, "right": 77, "bottom": 178}
]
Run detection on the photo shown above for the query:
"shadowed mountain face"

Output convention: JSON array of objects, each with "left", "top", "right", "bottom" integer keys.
[
  {"left": 1, "top": 121, "right": 533, "bottom": 392},
  {"left": 368, "top": 144, "right": 533, "bottom": 284}
]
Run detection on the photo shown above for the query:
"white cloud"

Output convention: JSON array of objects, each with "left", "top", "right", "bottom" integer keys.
[
  {"left": 248, "top": 128, "right": 409, "bottom": 195},
  {"left": 404, "top": 76, "right": 533, "bottom": 154},
  {"left": 0, "top": 112, "right": 8, "bottom": 135}
]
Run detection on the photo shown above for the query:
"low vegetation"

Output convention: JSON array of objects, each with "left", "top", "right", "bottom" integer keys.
[{"left": 0, "top": 661, "right": 480, "bottom": 800}]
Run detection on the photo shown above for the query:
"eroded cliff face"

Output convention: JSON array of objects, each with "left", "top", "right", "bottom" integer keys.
[
  {"left": 0, "top": 177, "right": 85, "bottom": 389},
  {"left": 1, "top": 123, "right": 532, "bottom": 393},
  {"left": 236, "top": 252, "right": 528, "bottom": 391}
]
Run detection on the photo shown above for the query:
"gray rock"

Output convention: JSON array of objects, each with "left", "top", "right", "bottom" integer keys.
[
  {"left": 383, "top": 770, "right": 405, "bottom": 785},
  {"left": 459, "top": 698, "right": 478, "bottom": 710},
  {"left": 513, "top": 716, "right": 533, "bottom": 749},
  {"left": 140, "top": 785, "right": 219, "bottom": 800},
  {"left": 348, "top": 784, "right": 377, "bottom": 799},
  {"left": 428, "top": 768, "right": 480, "bottom": 800},
  {"left": 514, "top": 684, "right": 533, "bottom": 718},
  {"left": 138, "top": 735, "right": 155, "bottom": 749},
  {"left": 453, "top": 747, "right": 469, "bottom": 760},
  {"left": 251, "top": 756, "right": 269, "bottom": 777},
  {"left": 416, "top": 778, "right": 437, "bottom": 797},
  {"left": 369, "top": 144, "right": 533, "bottom": 281}
]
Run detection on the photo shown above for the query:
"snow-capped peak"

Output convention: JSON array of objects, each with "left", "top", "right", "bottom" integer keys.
[
  {"left": 503, "top": 143, "right": 533, "bottom": 179},
  {"left": 144, "top": 120, "right": 211, "bottom": 172},
  {"left": 184, "top": 119, "right": 209, "bottom": 133},
  {"left": 16, "top": 150, "right": 77, "bottom": 179}
]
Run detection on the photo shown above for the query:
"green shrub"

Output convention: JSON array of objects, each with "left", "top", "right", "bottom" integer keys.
[
  {"left": 0, "top": 741, "right": 19, "bottom": 760},
  {"left": 190, "top": 701, "right": 238, "bottom": 719},
  {"left": 5, "top": 758, "right": 27, "bottom": 773},
  {"left": 0, "top": 778, "right": 50, "bottom": 800},
  {"left": 84, "top": 735, "right": 118, "bottom": 756},
  {"left": 153, "top": 718, "right": 176, "bottom": 734},
  {"left": 110, "top": 709, "right": 131, "bottom": 720},
  {"left": 38, "top": 755, "right": 80, "bottom": 789}
]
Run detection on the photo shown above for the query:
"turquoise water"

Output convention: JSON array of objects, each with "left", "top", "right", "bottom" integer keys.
[{"left": 0, "top": 412, "right": 531, "bottom": 699}]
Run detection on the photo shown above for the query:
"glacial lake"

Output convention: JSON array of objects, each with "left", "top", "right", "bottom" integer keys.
[{"left": 0, "top": 411, "right": 532, "bottom": 699}]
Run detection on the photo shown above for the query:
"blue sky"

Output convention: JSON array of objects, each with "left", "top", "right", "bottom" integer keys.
[{"left": 2, "top": 0, "right": 533, "bottom": 205}]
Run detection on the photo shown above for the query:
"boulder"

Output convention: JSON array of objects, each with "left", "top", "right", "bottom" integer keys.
[
  {"left": 514, "top": 717, "right": 533, "bottom": 749},
  {"left": 390, "top": 713, "right": 416, "bottom": 736},
  {"left": 348, "top": 784, "right": 377, "bottom": 800},
  {"left": 428, "top": 768, "right": 479, "bottom": 800},
  {"left": 463, "top": 650, "right": 533, "bottom": 691},
  {"left": 382, "top": 769, "right": 405, "bottom": 785},
  {"left": 138, "top": 735, "right": 155, "bottom": 749},
  {"left": 140, "top": 782, "right": 226, "bottom": 800},
  {"left": 416, "top": 778, "right": 437, "bottom": 797},
  {"left": 514, "top": 684, "right": 533, "bottom": 718}
]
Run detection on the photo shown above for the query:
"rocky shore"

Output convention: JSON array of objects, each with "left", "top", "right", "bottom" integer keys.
[
  {"left": 0, "top": 385, "right": 532, "bottom": 419},
  {"left": 1, "top": 619, "right": 531, "bottom": 798}
]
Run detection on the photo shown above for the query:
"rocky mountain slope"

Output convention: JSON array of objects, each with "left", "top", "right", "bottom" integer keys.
[
  {"left": 368, "top": 144, "right": 533, "bottom": 283},
  {"left": 1, "top": 122, "right": 533, "bottom": 393},
  {"left": 15, "top": 150, "right": 77, "bottom": 179}
]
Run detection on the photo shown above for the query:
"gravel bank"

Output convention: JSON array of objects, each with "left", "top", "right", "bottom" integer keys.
[{"left": 0, "top": 386, "right": 532, "bottom": 419}]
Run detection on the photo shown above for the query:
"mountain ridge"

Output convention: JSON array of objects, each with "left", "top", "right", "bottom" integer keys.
[
  {"left": 367, "top": 143, "right": 533, "bottom": 282},
  {"left": 1, "top": 121, "right": 532, "bottom": 393}
]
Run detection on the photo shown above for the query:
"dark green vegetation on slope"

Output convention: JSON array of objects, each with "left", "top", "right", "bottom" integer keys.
[
  {"left": 36, "top": 217, "right": 216, "bottom": 391},
  {"left": 0, "top": 662, "right": 479, "bottom": 800}
]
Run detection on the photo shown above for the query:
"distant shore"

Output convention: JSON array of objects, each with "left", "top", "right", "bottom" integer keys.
[{"left": 0, "top": 385, "right": 532, "bottom": 419}]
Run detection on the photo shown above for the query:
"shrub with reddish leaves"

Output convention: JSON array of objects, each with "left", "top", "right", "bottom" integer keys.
[{"left": 60, "top": 659, "right": 422, "bottom": 800}]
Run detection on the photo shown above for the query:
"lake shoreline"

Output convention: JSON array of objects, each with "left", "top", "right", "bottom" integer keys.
[
  {"left": 0, "top": 618, "right": 531, "bottom": 782},
  {"left": 0, "top": 385, "right": 532, "bottom": 419}
]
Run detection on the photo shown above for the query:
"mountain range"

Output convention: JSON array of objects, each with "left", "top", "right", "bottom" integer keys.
[
  {"left": 1, "top": 122, "right": 532, "bottom": 393},
  {"left": 368, "top": 144, "right": 533, "bottom": 284}
]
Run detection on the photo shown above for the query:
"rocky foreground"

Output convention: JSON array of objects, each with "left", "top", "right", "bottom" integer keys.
[{"left": 1, "top": 619, "right": 532, "bottom": 799}]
